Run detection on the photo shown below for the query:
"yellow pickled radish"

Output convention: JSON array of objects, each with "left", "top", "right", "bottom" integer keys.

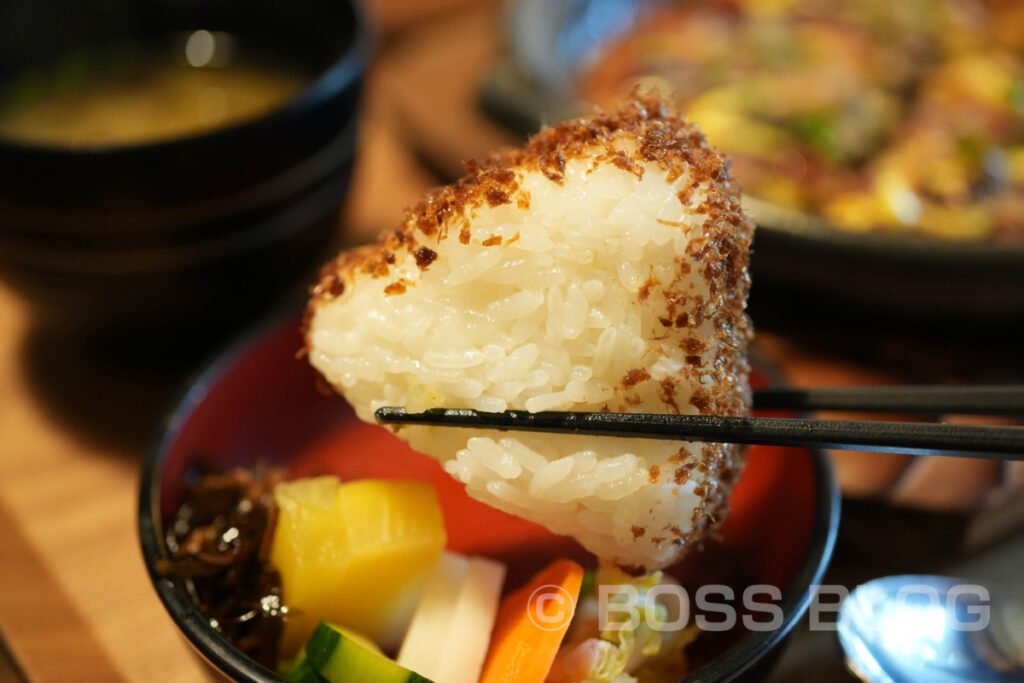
[{"left": 271, "top": 476, "right": 447, "bottom": 655}]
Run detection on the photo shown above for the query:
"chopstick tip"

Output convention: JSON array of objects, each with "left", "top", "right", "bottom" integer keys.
[{"left": 375, "top": 406, "right": 407, "bottom": 422}]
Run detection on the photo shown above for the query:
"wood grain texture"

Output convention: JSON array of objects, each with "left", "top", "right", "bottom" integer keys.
[
  {"left": 0, "top": 289, "right": 219, "bottom": 682},
  {"left": 0, "top": 496, "right": 121, "bottom": 681}
]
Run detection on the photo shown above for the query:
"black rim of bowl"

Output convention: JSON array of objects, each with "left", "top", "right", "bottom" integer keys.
[
  {"left": 0, "top": 117, "right": 358, "bottom": 274},
  {"left": 138, "top": 313, "right": 840, "bottom": 683},
  {"left": 139, "top": 309, "right": 297, "bottom": 682}
]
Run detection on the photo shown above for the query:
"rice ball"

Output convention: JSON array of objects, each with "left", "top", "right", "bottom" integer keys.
[{"left": 305, "top": 93, "right": 754, "bottom": 571}]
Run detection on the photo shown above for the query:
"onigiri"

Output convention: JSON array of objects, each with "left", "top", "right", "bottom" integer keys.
[{"left": 305, "top": 93, "right": 754, "bottom": 571}]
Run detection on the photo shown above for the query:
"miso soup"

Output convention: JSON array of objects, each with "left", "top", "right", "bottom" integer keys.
[{"left": 0, "top": 43, "right": 307, "bottom": 147}]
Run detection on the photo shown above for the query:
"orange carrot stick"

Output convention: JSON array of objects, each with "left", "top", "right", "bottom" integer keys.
[{"left": 478, "top": 559, "right": 585, "bottom": 683}]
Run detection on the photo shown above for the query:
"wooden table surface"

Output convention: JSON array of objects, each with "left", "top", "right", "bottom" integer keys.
[{"left": 0, "top": 2, "right": 1021, "bottom": 681}]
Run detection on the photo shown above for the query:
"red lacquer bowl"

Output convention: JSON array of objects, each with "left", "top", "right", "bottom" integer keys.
[{"left": 139, "top": 312, "right": 839, "bottom": 682}]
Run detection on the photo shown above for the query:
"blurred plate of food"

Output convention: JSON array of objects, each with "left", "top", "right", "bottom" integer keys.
[{"left": 481, "top": 0, "right": 1024, "bottom": 320}]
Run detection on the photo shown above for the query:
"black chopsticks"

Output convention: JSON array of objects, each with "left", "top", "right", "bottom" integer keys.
[
  {"left": 375, "top": 408, "right": 1023, "bottom": 458},
  {"left": 374, "top": 385, "right": 1024, "bottom": 459},
  {"left": 752, "top": 386, "right": 1024, "bottom": 415}
]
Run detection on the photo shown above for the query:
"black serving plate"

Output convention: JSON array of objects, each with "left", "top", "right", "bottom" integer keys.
[{"left": 480, "top": 0, "right": 1024, "bottom": 322}]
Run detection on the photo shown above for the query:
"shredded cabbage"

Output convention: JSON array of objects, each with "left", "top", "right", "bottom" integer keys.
[{"left": 549, "top": 563, "right": 699, "bottom": 683}]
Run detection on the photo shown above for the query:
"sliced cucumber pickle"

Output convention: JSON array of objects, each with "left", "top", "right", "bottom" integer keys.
[{"left": 305, "top": 622, "right": 433, "bottom": 683}]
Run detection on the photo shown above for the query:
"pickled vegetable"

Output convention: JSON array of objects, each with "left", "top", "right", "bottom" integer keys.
[{"left": 271, "top": 477, "right": 446, "bottom": 654}]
